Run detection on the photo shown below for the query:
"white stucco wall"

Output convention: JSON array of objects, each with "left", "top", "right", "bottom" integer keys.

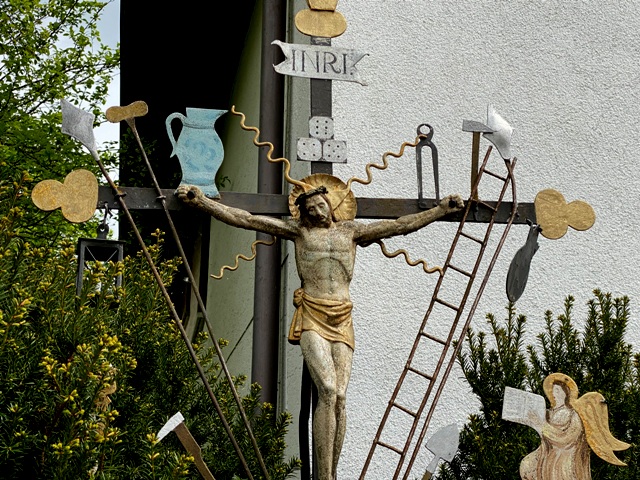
[
  {"left": 208, "top": 1, "right": 640, "bottom": 477},
  {"left": 276, "top": 1, "right": 640, "bottom": 478}
]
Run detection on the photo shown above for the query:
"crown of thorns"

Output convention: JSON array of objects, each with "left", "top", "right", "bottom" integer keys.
[{"left": 294, "top": 185, "right": 329, "bottom": 208}]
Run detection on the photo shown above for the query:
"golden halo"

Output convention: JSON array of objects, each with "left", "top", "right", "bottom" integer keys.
[
  {"left": 288, "top": 173, "right": 356, "bottom": 221},
  {"left": 543, "top": 372, "right": 579, "bottom": 407}
]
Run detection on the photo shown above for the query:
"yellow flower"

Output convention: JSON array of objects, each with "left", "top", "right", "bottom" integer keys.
[{"left": 63, "top": 389, "right": 78, "bottom": 402}]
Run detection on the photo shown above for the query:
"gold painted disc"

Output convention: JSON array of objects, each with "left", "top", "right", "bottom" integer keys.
[
  {"left": 534, "top": 189, "right": 595, "bottom": 240},
  {"left": 31, "top": 169, "right": 98, "bottom": 223},
  {"left": 289, "top": 173, "right": 356, "bottom": 220},
  {"left": 31, "top": 179, "right": 65, "bottom": 211},
  {"left": 307, "top": 0, "right": 339, "bottom": 11},
  {"left": 295, "top": 9, "right": 347, "bottom": 38},
  {"left": 105, "top": 100, "right": 149, "bottom": 123}
]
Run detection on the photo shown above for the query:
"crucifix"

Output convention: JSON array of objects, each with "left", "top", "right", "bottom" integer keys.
[
  {"left": 33, "top": 2, "right": 597, "bottom": 479},
  {"left": 168, "top": 3, "right": 525, "bottom": 479}
]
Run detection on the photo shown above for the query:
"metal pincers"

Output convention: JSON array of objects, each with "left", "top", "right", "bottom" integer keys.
[{"left": 415, "top": 123, "right": 440, "bottom": 209}]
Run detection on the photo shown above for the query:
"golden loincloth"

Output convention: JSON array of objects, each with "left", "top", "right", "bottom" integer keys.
[{"left": 288, "top": 288, "right": 354, "bottom": 350}]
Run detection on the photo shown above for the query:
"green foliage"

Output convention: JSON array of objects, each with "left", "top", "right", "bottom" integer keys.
[
  {"left": 1, "top": 0, "right": 119, "bottom": 244},
  {"left": 1, "top": 4, "right": 300, "bottom": 477},
  {"left": 439, "top": 292, "right": 639, "bottom": 480},
  {"left": 0, "top": 184, "right": 300, "bottom": 479}
]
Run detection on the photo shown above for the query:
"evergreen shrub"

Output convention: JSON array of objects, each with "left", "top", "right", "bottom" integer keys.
[
  {"left": 438, "top": 292, "right": 639, "bottom": 480},
  {"left": 0, "top": 175, "right": 300, "bottom": 479}
]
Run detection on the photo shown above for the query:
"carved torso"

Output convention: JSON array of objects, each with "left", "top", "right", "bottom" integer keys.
[{"left": 294, "top": 221, "right": 357, "bottom": 302}]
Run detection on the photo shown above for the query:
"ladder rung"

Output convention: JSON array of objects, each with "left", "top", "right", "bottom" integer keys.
[
  {"left": 407, "top": 365, "right": 434, "bottom": 381},
  {"left": 482, "top": 168, "right": 507, "bottom": 181},
  {"left": 377, "top": 441, "right": 403, "bottom": 455},
  {"left": 446, "top": 263, "right": 472, "bottom": 277},
  {"left": 434, "top": 297, "right": 460, "bottom": 312},
  {"left": 477, "top": 201, "right": 497, "bottom": 212},
  {"left": 459, "top": 230, "right": 484, "bottom": 244},
  {"left": 392, "top": 402, "right": 418, "bottom": 417},
  {"left": 420, "top": 331, "right": 447, "bottom": 345}
]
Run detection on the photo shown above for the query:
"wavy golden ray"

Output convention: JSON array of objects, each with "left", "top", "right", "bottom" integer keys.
[
  {"left": 375, "top": 240, "right": 443, "bottom": 275},
  {"left": 211, "top": 236, "right": 277, "bottom": 280},
  {"left": 231, "top": 105, "right": 311, "bottom": 191},
  {"left": 346, "top": 133, "right": 427, "bottom": 190}
]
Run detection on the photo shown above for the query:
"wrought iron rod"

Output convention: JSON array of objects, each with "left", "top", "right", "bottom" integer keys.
[
  {"left": 97, "top": 186, "right": 535, "bottom": 224},
  {"left": 253, "top": 0, "right": 286, "bottom": 408},
  {"left": 88, "top": 148, "right": 257, "bottom": 480},
  {"left": 124, "top": 118, "right": 271, "bottom": 479}
]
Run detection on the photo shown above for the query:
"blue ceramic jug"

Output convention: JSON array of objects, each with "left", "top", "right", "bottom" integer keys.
[{"left": 166, "top": 107, "right": 227, "bottom": 198}]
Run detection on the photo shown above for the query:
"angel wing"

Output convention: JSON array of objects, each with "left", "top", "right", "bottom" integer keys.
[{"left": 573, "top": 391, "right": 631, "bottom": 466}]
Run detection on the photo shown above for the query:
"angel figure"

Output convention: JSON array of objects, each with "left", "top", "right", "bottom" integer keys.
[{"left": 504, "top": 372, "right": 630, "bottom": 480}]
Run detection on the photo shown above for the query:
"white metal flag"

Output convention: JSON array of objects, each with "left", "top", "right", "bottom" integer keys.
[{"left": 272, "top": 40, "right": 368, "bottom": 85}]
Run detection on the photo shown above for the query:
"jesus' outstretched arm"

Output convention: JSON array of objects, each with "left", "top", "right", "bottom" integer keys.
[
  {"left": 353, "top": 194, "right": 464, "bottom": 245},
  {"left": 175, "top": 184, "right": 299, "bottom": 240}
]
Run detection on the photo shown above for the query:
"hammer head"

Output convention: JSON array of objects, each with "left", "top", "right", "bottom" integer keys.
[
  {"left": 157, "top": 411, "right": 185, "bottom": 441},
  {"left": 461, "top": 120, "right": 493, "bottom": 133}
]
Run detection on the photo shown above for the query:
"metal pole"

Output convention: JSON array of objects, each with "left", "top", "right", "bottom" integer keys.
[
  {"left": 252, "top": 0, "right": 286, "bottom": 406},
  {"left": 310, "top": 37, "right": 333, "bottom": 176}
]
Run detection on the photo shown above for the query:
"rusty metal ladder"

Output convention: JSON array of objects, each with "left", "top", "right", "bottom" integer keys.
[{"left": 360, "top": 147, "right": 518, "bottom": 479}]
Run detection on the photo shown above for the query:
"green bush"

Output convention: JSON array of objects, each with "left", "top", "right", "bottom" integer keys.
[
  {"left": 1, "top": 3, "right": 299, "bottom": 476},
  {"left": 1, "top": 0, "right": 120, "bottom": 246},
  {"left": 438, "top": 292, "right": 639, "bottom": 480},
  {"left": 0, "top": 180, "right": 300, "bottom": 479}
]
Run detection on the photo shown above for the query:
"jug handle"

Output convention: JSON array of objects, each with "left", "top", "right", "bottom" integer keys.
[{"left": 165, "top": 112, "right": 186, "bottom": 155}]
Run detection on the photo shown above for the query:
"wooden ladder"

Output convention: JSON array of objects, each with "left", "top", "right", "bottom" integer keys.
[{"left": 360, "top": 147, "right": 518, "bottom": 479}]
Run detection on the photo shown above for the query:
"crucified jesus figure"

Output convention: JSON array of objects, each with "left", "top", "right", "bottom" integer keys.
[{"left": 176, "top": 176, "right": 463, "bottom": 480}]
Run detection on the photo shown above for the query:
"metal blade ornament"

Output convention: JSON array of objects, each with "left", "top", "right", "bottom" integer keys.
[
  {"left": 483, "top": 105, "right": 513, "bottom": 160},
  {"left": 505, "top": 220, "right": 541, "bottom": 303},
  {"left": 422, "top": 424, "right": 459, "bottom": 480},
  {"left": 157, "top": 411, "right": 185, "bottom": 442},
  {"left": 61, "top": 99, "right": 98, "bottom": 154},
  {"left": 157, "top": 412, "right": 216, "bottom": 480}
]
